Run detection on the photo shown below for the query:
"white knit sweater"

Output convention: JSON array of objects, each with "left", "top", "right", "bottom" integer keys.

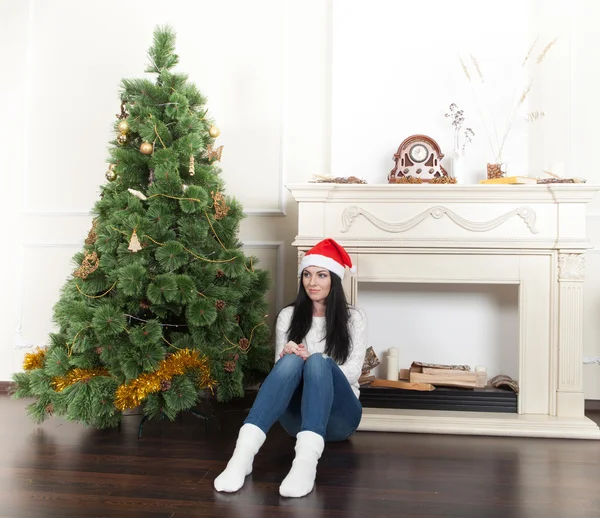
[{"left": 274, "top": 306, "right": 368, "bottom": 399}]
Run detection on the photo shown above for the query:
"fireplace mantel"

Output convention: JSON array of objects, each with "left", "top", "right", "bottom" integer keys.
[{"left": 287, "top": 183, "right": 600, "bottom": 439}]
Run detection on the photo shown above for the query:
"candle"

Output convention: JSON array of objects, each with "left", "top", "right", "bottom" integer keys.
[{"left": 386, "top": 347, "right": 399, "bottom": 381}]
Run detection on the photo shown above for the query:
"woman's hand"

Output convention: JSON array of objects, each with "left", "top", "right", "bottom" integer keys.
[
  {"left": 296, "top": 343, "right": 309, "bottom": 360},
  {"left": 280, "top": 341, "right": 309, "bottom": 360}
]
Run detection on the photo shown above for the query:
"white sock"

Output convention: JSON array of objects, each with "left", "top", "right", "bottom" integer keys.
[
  {"left": 279, "top": 430, "right": 325, "bottom": 498},
  {"left": 214, "top": 423, "right": 266, "bottom": 492}
]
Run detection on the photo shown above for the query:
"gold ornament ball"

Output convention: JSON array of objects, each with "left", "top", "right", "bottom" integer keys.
[
  {"left": 105, "top": 169, "right": 117, "bottom": 182},
  {"left": 108, "top": 163, "right": 117, "bottom": 171},
  {"left": 209, "top": 126, "right": 220, "bottom": 138},
  {"left": 140, "top": 142, "right": 153, "bottom": 155},
  {"left": 117, "top": 120, "right": 130, "bottom": 134},
  {"left": 117, "top": 133, "right": 128, "bottom": 145}
]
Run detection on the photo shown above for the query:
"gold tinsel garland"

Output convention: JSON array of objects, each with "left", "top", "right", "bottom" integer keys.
[
  {"left": 23, "top": 347, "right": 47, "bottom": 371},
  {"left": 52, "top": 367, "right": 110, "bottom": 392},
  {"left": 392, "top": 176, "right": 457, "bottom": 185},
  {"left": 114, "top": 348, "right": 216, "bottom": 411}
]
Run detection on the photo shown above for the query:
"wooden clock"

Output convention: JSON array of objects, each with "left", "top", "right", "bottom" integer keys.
[{"left": 388, "top": 134, "right": 454, "bottom": 183}]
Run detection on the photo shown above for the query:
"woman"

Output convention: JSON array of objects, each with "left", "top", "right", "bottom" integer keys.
[{"left": 214, "top": 238, "right": 367, "bottom": 498}]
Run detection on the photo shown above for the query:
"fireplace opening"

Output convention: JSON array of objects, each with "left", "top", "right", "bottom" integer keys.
[{"left": 357, "top": 282, "right": 519, "bottom": 413}]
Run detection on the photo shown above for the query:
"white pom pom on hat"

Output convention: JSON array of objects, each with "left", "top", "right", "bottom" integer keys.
[{"left": 298, "top": 238, "right": 356, "bottom": 279}]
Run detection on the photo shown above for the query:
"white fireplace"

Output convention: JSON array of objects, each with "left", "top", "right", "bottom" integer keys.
[{"left": 287, "top": 183, "right": 600, "bottom": 439}]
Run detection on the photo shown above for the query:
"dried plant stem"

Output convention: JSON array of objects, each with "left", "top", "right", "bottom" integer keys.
[
  {"left": 460, "top": 56, "right": 471, "bottom": 82},
  {"left": 470, "top": 54, "right": 484, "bottom": 82},
  {"left": 537, "top": 37, "right": 558, "bottom": 64},
  {"left": 470, "top": 86, "right": 498, "bottom": 162},
  {"left": 497, "top": 81, "right": 533, "bottom": 162},
  {"left": 522, "top": 37, "right": 539, "bottom": 67},
  {"left": 459, "top": 37, "right": 556, "bottom": 164}
]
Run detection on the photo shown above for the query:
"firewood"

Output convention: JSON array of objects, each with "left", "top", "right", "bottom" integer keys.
[
  {"left": 370, "top": 378, "right": 435, "bottom": 391},
  {"left": 411, "top": 371, "right": 490, "bottom": 389},
  {"left": 411, "top": 361, "right": 471, "bottom": 372},
  {"left": 399, "top": 368, "right": 411, "bottom": 380}
]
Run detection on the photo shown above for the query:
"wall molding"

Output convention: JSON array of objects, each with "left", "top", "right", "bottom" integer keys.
[
  {"left": 242, "top": 240, "right": 285, "bottom": 312},
  {"left": 583, "top": 357, "right": 600, "bottom": 365}
]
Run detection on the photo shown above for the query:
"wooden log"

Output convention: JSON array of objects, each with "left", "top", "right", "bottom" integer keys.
[
  {"left": 399, "top": 368, "right": 411, "bottom": 381},
  {"left": 412, "top": 371, "right": 490, "bottom": 389},
  {"left": 370, "top": 378, "right": 435, "bottom": 391}
]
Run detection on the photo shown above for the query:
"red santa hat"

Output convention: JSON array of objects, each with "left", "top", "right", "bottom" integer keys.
[{"left": 298, "top": 238, "right": 356, "bottom": 279}]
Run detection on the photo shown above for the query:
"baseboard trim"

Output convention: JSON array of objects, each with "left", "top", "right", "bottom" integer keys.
[
  {"left": 0, "top": 381, "right": 13, "bottom": 394},
  {"left": 585, "top": 399, "right": 600, "bottom": 412}
]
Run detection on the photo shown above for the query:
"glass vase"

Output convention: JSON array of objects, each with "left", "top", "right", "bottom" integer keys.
[
  {"left": 487, "top": 162, "right": 507, "bottom": 179},
  {"left": 452, "top": 149, "right": 465, "bottom": 182}
]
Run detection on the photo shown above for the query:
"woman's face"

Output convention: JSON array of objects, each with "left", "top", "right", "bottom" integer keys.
[{"left": 302, "top": 267, "right": 331, "bottom": 304}]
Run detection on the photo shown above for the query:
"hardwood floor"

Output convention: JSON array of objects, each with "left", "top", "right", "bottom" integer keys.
[{"left": 0, "top": 394, "right": 598, "bottom": 518}]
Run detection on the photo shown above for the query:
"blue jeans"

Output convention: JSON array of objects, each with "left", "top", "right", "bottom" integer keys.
[{"left": 244, "top": 353, "right": 363, "bottom": 441}]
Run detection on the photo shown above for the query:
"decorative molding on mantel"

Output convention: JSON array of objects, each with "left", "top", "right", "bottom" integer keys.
[
  {"left": 584, "top": 357, "right": 600, "bottom": 365},
  {"left": 294, "top": 236, "right": 591, "bottom": 250},
  {"left": 287, "top": 183, "right": 600, "bottom": 203},
  {"left": 558, "top": 254, "right": 586, "bottom": 280},
  {"left": 341, "top": 205, "right": 539, "bottom": 235}
]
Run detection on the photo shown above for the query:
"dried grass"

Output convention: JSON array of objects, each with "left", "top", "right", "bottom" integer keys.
[{"left": 460, "top": 37, "right": 557, "bottom": 163}]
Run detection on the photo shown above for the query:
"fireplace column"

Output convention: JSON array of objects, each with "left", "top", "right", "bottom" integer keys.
[{"left": 556, "top": 253, "right": 586, "bottom": 418}]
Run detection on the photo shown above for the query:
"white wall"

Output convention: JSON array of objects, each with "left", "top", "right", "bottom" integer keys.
[
  {"left": 0, "top": 0, "right": 330, "bottom": 380},
  {"left": 1, "top": 0, "right": 599, "bottom": 398}
]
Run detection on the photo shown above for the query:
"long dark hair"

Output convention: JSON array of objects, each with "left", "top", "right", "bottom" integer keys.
[{"left": 285, "top": 271, "right": 352, "bottom": 364}]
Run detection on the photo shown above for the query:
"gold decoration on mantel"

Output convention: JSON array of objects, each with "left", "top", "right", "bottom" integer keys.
[
  {"left": 312, "top": 175, "right": 367, "bottom": 184},
  {"left": 390, "top": 176, "right": 457, "bottom": 184},
  {"left": 429, "top": 176, "right": 457, "bottom": 184},
  {"left": 391, "top": 176, "right": 423, "bottom": 184}
]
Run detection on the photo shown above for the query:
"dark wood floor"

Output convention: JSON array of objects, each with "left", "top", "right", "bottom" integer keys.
[{"left": 0, "top": 395, "right": 599, "bottom": 518}]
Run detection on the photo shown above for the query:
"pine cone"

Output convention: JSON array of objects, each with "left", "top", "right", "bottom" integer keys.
[
  {"left": 235, "top": 315, "right": 240, "bottom": 324},
  {"left": 95, "top": 347, "right": 103, "bottom": 355},
  {"left": 140, "top": 299, "right": 151, "bottom": 309},
  {"left": 160, "top": 380, "right": 172, "bottom": 392},
  {"left": 216, "top": 269, "right": 225, "bottom": 278},
  {"left": 238, "top": 338, "right": 249, "bottom": 351},
  {"left": 224, "top": 361, "right": 236, "bottom": 373},
  {"left": 45, "top": 404, "right": 54, "bottom": 415},
  {"left": 216, "top": 300, "right": 226, "bottom": 310}
]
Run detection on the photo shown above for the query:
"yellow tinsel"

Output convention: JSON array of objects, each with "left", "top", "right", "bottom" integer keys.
[
  {"left": 23, "top": 347, "right": 47, "bottom": 371},
  {"left": 52, "top": 368, "right": 110, "bottom": 392},
  {"left": 114, "top": 348, "right": 216, "bottom": 411}
]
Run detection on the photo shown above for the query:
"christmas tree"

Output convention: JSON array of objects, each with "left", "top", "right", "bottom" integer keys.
[{"left": 11, "top": 26, "right": 273, "bottom": 429}]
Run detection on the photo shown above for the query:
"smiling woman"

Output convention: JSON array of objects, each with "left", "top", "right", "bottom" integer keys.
[{"left": 213, "top": 238, "right": 367, "bottom": 498}]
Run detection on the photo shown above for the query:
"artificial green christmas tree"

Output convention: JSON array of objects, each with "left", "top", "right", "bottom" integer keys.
[{"left": 11, "top": 26, "right": 273, "bottom": 429}]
